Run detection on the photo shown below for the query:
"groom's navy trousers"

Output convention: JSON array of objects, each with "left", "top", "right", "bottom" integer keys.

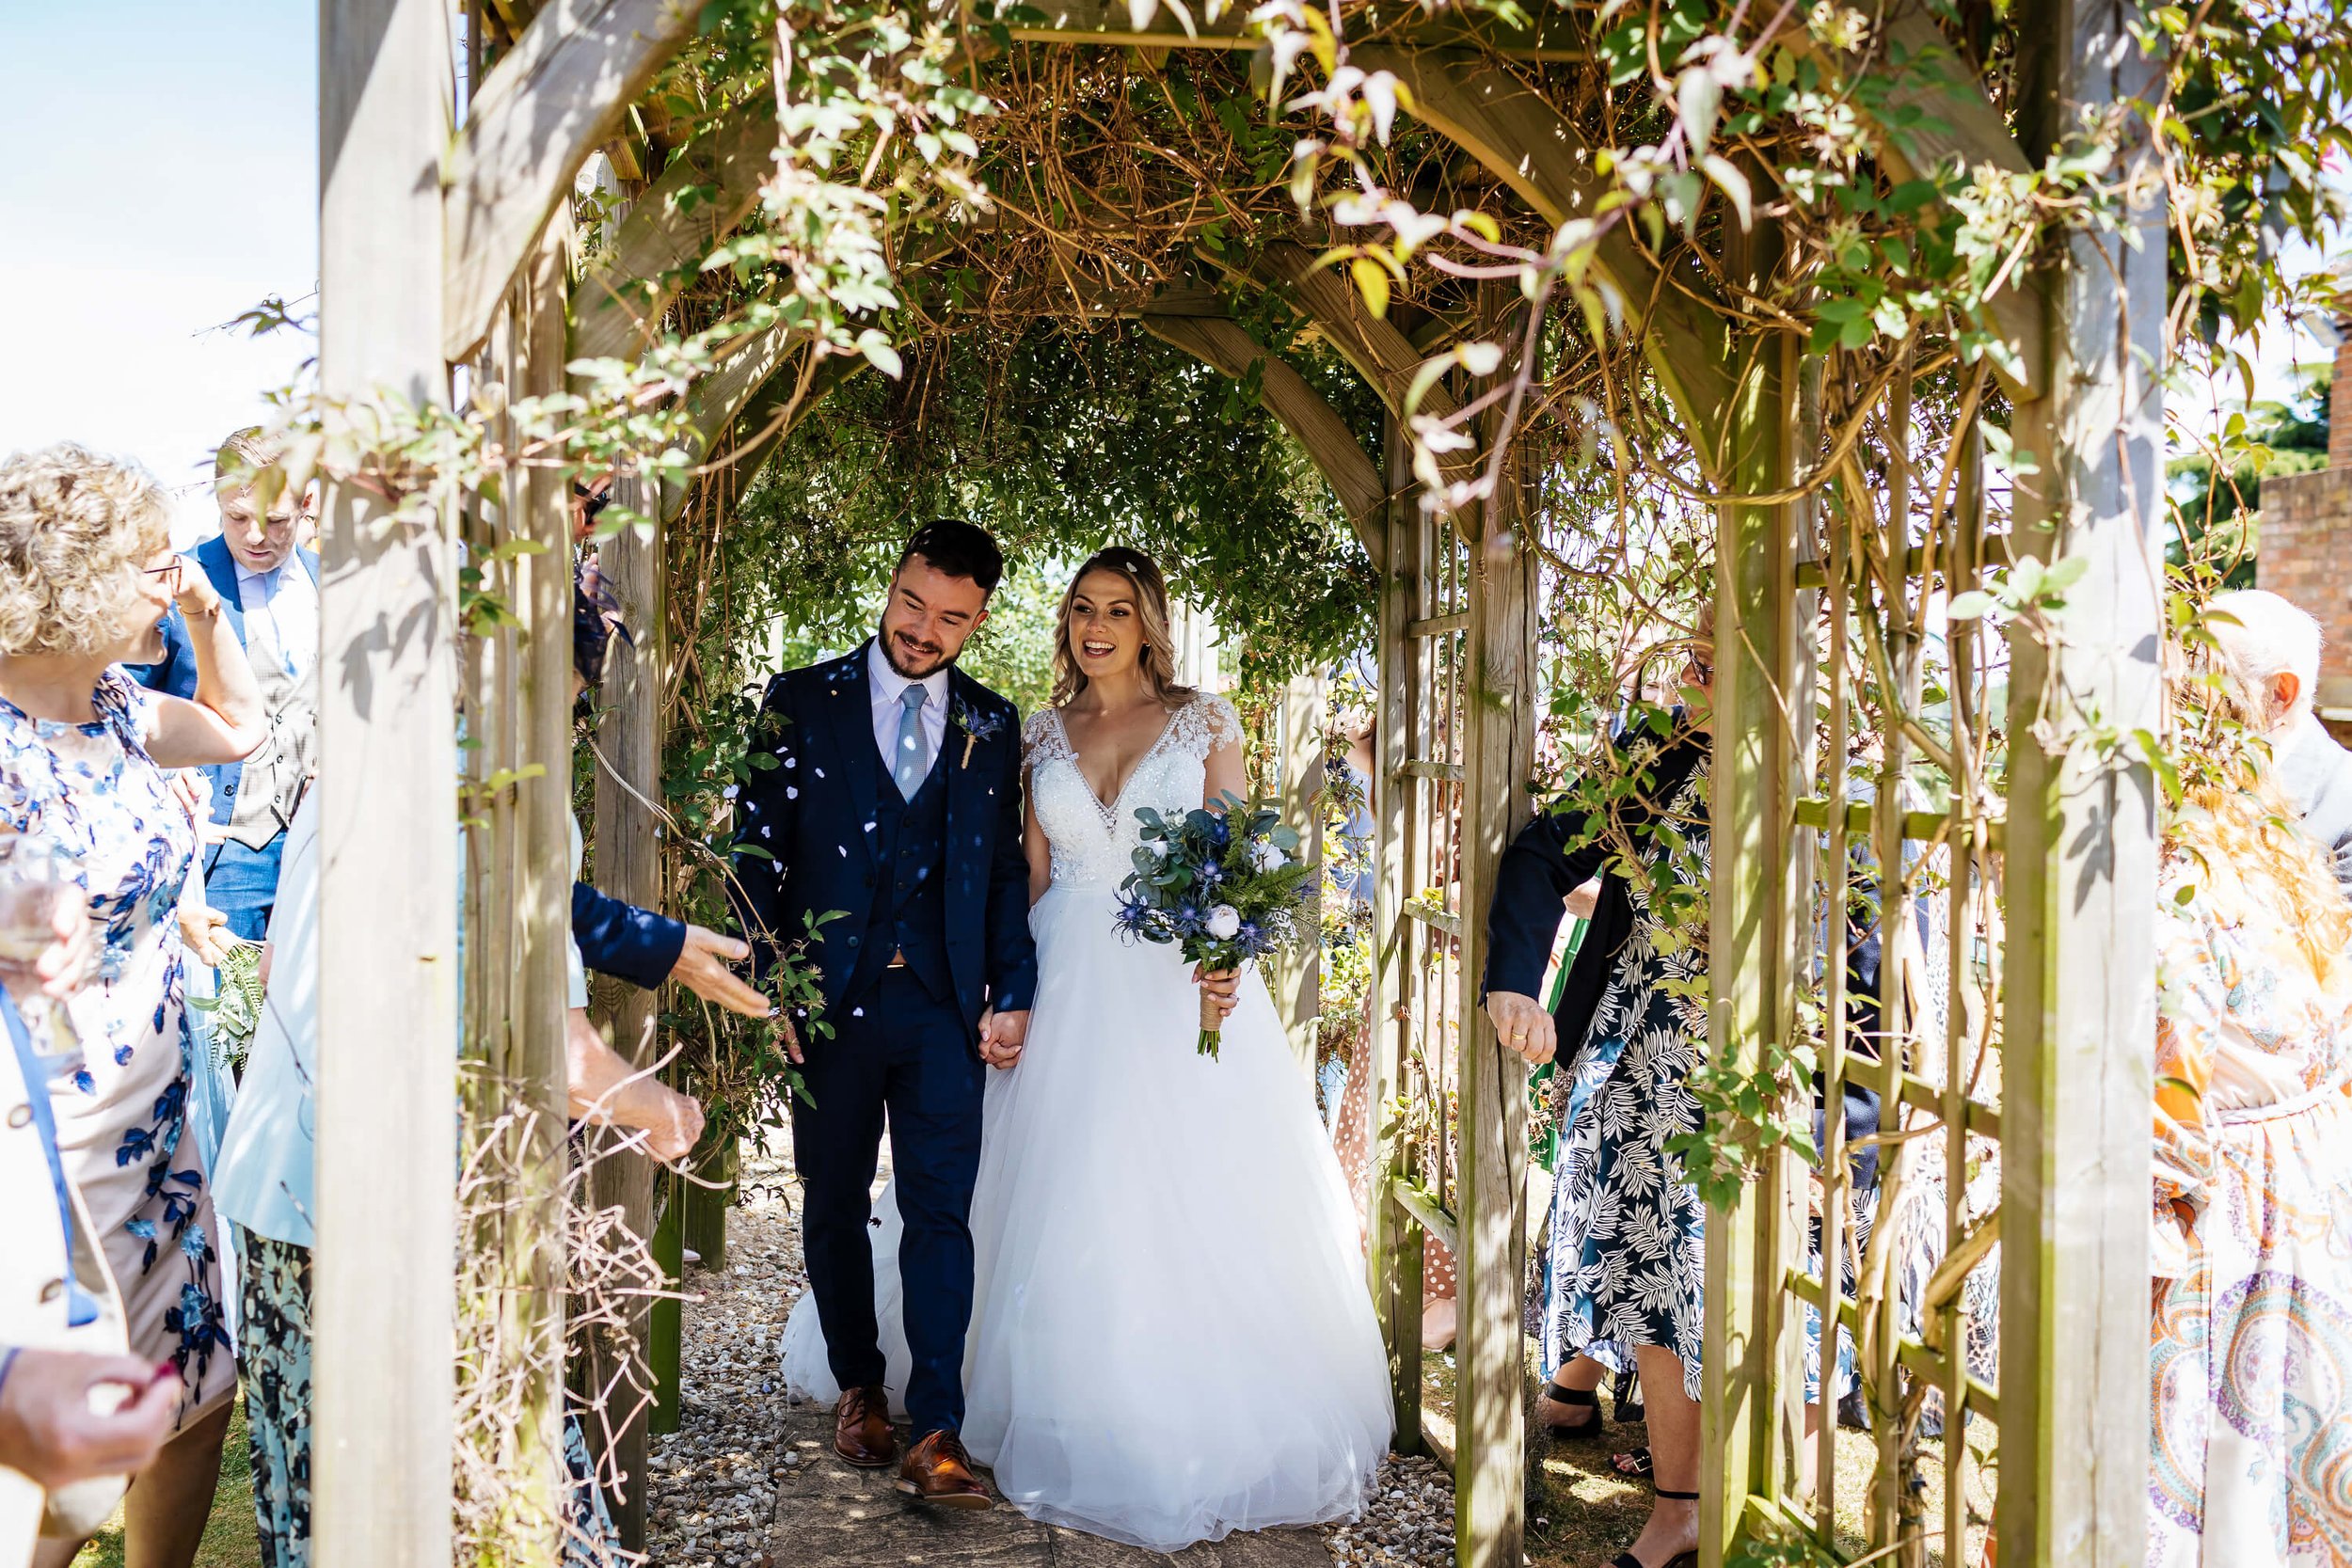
[{"left": 792, "top": 968, "right": 985, "bottom": 1439}]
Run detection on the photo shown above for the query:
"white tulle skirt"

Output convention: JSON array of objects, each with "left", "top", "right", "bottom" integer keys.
[{"left": 780, "top": 880, "right": 1393, "bottom": 1549}]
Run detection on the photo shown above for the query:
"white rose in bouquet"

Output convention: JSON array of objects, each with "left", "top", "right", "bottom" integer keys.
[
  {"left": 1249, "top": 839, "right": 1288, "bottom": 873},
  {"left": 1206, "top": 905, "right": 1242, "bottom": 939}
]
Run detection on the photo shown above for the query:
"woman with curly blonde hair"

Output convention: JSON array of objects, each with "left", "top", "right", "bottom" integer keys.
[
  {"left": 2147, "top": 631, "right": 2352, "bottom": 1567},
  {"left": 0, "top": 444, "right": 263, "bottom": 1568}
]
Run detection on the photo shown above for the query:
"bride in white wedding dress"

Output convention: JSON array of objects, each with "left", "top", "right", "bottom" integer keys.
[{"left": 780, "top": 546, "right": 1392, "bottom": 1549}]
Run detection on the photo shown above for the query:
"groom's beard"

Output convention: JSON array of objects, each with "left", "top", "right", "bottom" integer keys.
[{"left": 879, "top": 616, "right": 958, "bottom": 681}]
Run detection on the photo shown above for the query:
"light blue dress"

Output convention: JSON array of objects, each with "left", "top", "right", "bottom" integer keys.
[{"left": 213, "top": 792, "right": 319, "bottom": 1247}]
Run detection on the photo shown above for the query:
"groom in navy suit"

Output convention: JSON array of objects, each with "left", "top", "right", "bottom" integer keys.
[{"left": 732, "top": 520, "right": 1037, "bottom": 1508}]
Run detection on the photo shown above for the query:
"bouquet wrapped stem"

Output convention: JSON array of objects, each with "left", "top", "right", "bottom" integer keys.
[{"left": 1114, "top": 793, "right": 1316, "bottom": 1062}]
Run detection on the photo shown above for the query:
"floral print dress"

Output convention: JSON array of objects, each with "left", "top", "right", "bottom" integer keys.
[
  {"left": 1540, "top": 758, "right": 1711, "bottom": 1400},
  {"left": 0, "top": 670, "right": 230, "bottom": 1420},
  {"left": 2148, "top": 863, "right": 2352, "bottom": 1567}
]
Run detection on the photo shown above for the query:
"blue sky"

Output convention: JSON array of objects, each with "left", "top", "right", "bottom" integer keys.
[{"left": 0, "top": 0, "right": 318, "bottom": 544}]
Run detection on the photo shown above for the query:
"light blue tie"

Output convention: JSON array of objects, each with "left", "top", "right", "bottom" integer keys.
[{"left": 893, "top": 683, "right": 930, "bottom": 800}]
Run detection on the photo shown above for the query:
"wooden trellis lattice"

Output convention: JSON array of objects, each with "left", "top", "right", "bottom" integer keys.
[{"left": 310, "top": 3, "right": 2167, "bottom": 1565}]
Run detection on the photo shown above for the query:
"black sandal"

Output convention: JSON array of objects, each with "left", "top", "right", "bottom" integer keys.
[
  {"left": 1606, "top": 1487, "right": 1699, "bottom": 1568},
  {"left": 1536, "top": 1380, "right": 1603, "bottom": 1438}
]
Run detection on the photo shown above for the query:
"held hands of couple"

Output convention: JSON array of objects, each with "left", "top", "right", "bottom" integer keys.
[
  {"left": 977, "top": 1008, "right": 1030, "bottom": 1069},
  {"left": 1486, "top": 990, "right": 1557, "bottom": 1066},
  {"left": 0, "top": 1349, "right": 181, "bottom": 1491}
]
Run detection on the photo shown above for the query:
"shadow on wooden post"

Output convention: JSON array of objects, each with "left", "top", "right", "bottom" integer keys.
[
  {"left": 584, "top": 467, "right": 668, "bottom": 1549},
  {"left": 314, "top": 3, "right": 457, "bottom": 1563},
  {"left": 1454, "top": 278, "right": 1539, "bottom": 1568},
  {"left": 1370, "top": 413, "right": 1428, "bottom": 1457}
]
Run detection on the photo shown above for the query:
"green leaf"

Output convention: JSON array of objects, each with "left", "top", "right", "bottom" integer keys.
[{"left": 1947, "top": 590, "right": 1994, "bottom": 621}]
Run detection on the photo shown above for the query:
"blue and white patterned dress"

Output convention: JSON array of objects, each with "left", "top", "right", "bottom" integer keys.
[
  {"left": 0, "top": 669, "right": 231, "bottom": 1421},
  {"left": 1540, "top": 758, "right": 1711, "bottom": 1400}
]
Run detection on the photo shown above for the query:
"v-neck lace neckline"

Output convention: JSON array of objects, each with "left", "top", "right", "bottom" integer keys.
[{"left": 1053, "top": 705, "right": 1182, "bottom": 827}]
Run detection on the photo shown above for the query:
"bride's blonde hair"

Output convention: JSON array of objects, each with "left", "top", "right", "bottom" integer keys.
[{"left": 1050, "top": 547, "right": 1196, "bottom": 708}]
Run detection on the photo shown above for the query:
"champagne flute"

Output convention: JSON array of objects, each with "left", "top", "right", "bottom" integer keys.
[{"left": 0, "top": 832, "right": 89, "bottom": 1070}]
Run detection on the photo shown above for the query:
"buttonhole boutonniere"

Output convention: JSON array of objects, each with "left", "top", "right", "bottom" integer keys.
[{"left": 951, "top": 695, "right": 1005, "bottom": 768}]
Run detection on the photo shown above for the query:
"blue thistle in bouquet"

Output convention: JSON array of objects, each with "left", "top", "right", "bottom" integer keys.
[{"left": 1114, "top": 792, "right": 1317, "bottom": 1057}]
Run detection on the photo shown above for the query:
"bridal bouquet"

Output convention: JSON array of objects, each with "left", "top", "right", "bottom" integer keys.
[{"left": 1113, "top": 793, "right": 1316, "bottom": 1057}]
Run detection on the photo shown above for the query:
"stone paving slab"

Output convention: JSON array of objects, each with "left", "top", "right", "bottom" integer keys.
[{"left": 762, "top": 1400, "right": 1334, "bottom": 1568}]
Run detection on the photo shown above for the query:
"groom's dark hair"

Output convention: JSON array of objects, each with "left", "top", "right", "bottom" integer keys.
[{"left": 898, "top": 518, "right": 1004, "bottom": 596}]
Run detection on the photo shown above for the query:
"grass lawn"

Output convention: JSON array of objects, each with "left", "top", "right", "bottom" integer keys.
[{"left": 72, "top": 1395, "right": 260, "bottom": 1568}]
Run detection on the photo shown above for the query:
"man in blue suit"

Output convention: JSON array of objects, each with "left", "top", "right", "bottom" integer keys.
[
  {"left": 123, "top": 430, "right": 318, "bottom": 942},
  {"left": 731, "top": 520, "right": 1036, "bottom": 1507}
]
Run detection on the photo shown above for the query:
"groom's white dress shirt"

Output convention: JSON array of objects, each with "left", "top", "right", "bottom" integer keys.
[{"left": 866, "top": 639, "right": 948, "bottom": 779}]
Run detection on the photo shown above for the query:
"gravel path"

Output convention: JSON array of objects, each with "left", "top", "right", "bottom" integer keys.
[
  {"left": 646, "top": 1144, "right": 1461, "bottom": 1568},
  {"left": 645, "top": 1150, "right": 805, "bottom": 1568},
  {"left": 1326, "top": 1455, "right": 1457, "bottom": 1568}
]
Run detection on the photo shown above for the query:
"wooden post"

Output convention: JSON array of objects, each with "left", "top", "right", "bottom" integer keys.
[
  {"left": 1697, "top": 318, "right": 1811, "bottom": 1562},
  {"left": 585, "top": 467, "right": 667, "bottom": 1545},
  {"left": 1998, "top": 1, "right": 2162, "bottom": 1560},
  {"left": 648, "top": 1171, "right": 685, "bottom": 1435},
  {"left": 1275, "top": 670, "right": 1327, "bottom": 1074},
  {"left": 315, "top": 2, "right": 456, "bottom": 1561},
  {"left": 519, "top": 220, "right": 583, "bottom": 1558},
  {"left": 1368, "top": 414, "right": 1425, "bottom": 1454},
  {"left": 458, "top": 215, "right": 576, "bottom": 1564},
  {"left": 679, "top": 1127, "right": 737, "bottom": 1271},
  {"left": 1454, "top": 282, "right": 1538, "bottom": 1568}
]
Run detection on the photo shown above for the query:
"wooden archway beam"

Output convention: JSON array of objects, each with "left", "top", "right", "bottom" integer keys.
[
  {"left": 969, "top": 0, "right": 1587, "bottom": 60},
  {"left": 445, "top": 0, "right": 713, "bottom": 362},
  {"left": 1236, "top": 241, "right": 1489, "bottom": 514},
  {"left": 1140, "top": 314, "right": 1389, "bottom": 567},
  {"left": 1356, "top": 46, "right": 1742, "bottom": 452},
  {"left": 656, "top": 320, "right": 808, "bottom": 521},
  {"left": 572, "top": 100, "right": 781, "bottom": 364},
  {"left": 660, "top": 291, "right": 1393, "bottom": 574}
]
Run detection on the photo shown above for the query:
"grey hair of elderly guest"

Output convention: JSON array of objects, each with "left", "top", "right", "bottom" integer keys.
[{"left": 2206, "top": 589, "right": 2324, "bottom": 735}]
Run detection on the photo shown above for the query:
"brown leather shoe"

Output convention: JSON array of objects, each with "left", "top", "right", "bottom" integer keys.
[
  {"left": 895, "top": 1428, "right": 992, "bottom": 1510},
  {"left": 833, "top": 1386, "right": 896, "bottom": 1467}
]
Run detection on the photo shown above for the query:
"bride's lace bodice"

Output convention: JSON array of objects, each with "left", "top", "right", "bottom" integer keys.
[{"left": 1024, "top": 694, "right": 1244, "bottom": 889}]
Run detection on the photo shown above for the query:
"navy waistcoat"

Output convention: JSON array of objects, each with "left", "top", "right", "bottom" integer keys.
[{"left": 847, "top": 735, "right": 953, "bottom": 1004}]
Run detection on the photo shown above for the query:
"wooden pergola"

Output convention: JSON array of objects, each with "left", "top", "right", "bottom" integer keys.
[{"left": 312, "top": 2, "right": 2163, "bottom": 1564}]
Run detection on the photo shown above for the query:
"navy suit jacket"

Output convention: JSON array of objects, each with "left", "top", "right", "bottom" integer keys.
[
  {"left": 120, "top": 536, "right": 321, "bottom": 832},
  {"left": 571, "top": 879, "right": 687, "bottom": 991},
  {"left": 730, "top": 643, "right": 1037, "bottom": 1033}
]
